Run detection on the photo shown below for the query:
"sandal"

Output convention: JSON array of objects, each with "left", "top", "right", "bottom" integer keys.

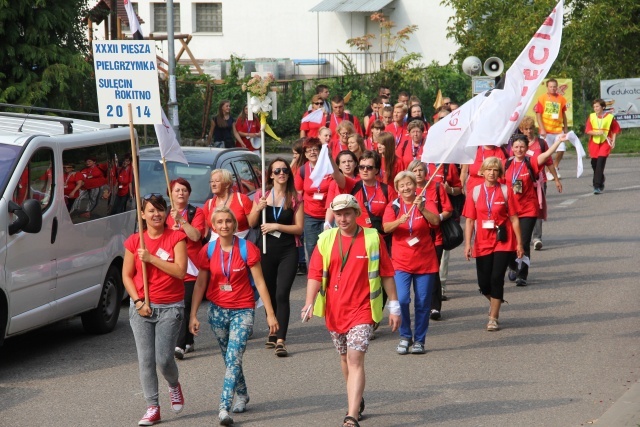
[
  {"left": 265, "top": 335, "right": 277, "bottom": 349},
  {"left": 396, "top": 339, "right": 412, "bottom": 355},
  {"left": 346, "top": 397, "right": 365, "bottom": 421},
  {"left": 275, "top": 342, "right": 288, "bottom": 357},
  {"left": 342, "top": 415, "right": 360, "bottom": 427}
]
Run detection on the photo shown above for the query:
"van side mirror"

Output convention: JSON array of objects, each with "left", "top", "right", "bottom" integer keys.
[{"left": 8, "top": 199, "right": 43, "bottom": 235}]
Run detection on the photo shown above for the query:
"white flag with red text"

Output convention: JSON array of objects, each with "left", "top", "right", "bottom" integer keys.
[{"left": 423, "top": 0, "right": 564, "bottom": 164}]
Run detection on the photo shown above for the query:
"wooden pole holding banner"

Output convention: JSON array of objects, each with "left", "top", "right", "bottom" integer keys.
[
  {"left": 407, "top": 163, "right": 444, "bottom": 216},
  {"left": 161, "top": 158, "right": 174, "bottom": 209},
  {"left": 260, "top": 113, "right": 267, "bottom": 254},
  {"left": 127, "top": 103, "right": 150, "bottom": 307}
]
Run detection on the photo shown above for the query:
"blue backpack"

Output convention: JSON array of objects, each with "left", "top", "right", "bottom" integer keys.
[{"left": 207, "top": 238, "right": 259, "bottom": 302}]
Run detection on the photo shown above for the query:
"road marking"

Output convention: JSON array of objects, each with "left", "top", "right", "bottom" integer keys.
[{"left": 557, "top": 198, "right": 578, "bottom": 207}]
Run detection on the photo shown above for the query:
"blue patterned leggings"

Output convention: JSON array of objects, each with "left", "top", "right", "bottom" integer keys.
[{"left": 208, "top": 302, "right": 255, "bottom": 411}]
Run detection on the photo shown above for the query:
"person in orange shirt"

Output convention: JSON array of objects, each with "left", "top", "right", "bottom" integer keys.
[{"left": 534, "top": 79, "right": 568, "bottom": 178}]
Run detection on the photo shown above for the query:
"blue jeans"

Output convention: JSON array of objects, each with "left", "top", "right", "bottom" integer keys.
[
  {"left": 303, "top": 214, "right": 325, "bottom": 264},
  {"left": 208, "top": 302, "right": 254, "bottom": 411},
  {"left": 395, "top": 271, "right": 436, "bottom": 344}
]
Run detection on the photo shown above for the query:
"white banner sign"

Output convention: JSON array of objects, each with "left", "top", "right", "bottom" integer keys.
[
  {"left": 600, "top": 78, "right": 640, "bottom": 128},
  {"left": 92, "top": 41, "right": 161, "bottom": 124}
]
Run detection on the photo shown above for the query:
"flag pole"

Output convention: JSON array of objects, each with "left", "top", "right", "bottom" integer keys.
[
  {"left": 260, "top": 113, "right": 267, "bottom": 254},
  {"left": 408, "top": 162, "right": 444, "bottom": 216},
  {"left": 127, "top": 103, "right": 150, "bottom": 307},
  {"left": 161, "top": 158, "right": 174, "bottom": 209}
]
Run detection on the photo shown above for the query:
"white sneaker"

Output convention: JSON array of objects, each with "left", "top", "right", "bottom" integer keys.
[
  {"left": 174, "top": 347, "right": 184, "bottom": 360},
  {"left": 185, "top": 344, "right": 195, "bottom": 354},
  {"left": 533, "top": 239, "right": 543, "bottom": 250},
  {"left": 556, "top": 170, "right": 562, "bottom": 179},
  {"left": 219, "top": 409, "right": 234, "bottom": 425},
  {"left": 546, "top": 172, "right": 555, "bottom": 181},
  {"left": 232, "top": 394, "right": 250, "bottom": 413}
]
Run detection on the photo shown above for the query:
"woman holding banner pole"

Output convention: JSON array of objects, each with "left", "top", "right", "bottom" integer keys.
[{"left": 123, "top": 194, "right": 187, "bottom": 425}]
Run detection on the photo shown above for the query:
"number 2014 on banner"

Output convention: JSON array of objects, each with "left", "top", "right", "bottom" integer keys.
[{"left": 105, "top": 105, "right": 151, "bottom": 118}]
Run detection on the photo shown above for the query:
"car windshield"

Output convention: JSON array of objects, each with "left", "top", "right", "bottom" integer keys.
[
  {"left": 138, "top": 160, "right": 213, "bottom": 206},
  {"left": 0, "top": 144, "right": 22, "bottom": 196}
]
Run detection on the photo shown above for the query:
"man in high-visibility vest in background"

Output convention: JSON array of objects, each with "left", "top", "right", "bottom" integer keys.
[{"left": 302, "top": 194, "right": 400, "bottom": 427}]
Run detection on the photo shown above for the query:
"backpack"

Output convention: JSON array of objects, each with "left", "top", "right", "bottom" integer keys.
[
  {"left": 434, "top": 183, "right": 464, "bottom": 250},
  {"left": 206, "top": 238, "right": 259, "bottom": 302},
  {"left": 186, "top": 204, "right": 197, "bottom": 224},
  {"left": 351, "top": 181, "right": 388, "bottom": 234}
]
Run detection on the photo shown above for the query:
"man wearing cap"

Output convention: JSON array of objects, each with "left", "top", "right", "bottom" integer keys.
[{"left": 302, "top": 194, "right": 400, "bottom": 427}]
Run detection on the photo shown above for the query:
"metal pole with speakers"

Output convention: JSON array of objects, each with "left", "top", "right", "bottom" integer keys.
[{"left": 462, "top": 56, "right": 504, "bottom": 95}]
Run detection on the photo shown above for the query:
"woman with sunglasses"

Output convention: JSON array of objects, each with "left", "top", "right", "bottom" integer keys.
[
  {"left": 295, "top": 137, "right": 345, "bottom": 267},
  {"left": 165, "top": 178, "right": 206, "bottom": 360},
  {"left": 123, "top": 194, "right": 187, "bottom": 426},
  {"left": 250, "top": 158, "right": 303, "bottom": 356},
  {"left": 300, "top": 94, "right": 328, "bottom": 138},
  {"left": 203, "top": 169, "right": 255, "bottom": 241},
  {"left": 190, "top": 207, "right": 278, "bottom": 425}
]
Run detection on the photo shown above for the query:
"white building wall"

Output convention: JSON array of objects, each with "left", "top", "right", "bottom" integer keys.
[{"left": 88, "top": 0, "right": 457, "bottom": 76}]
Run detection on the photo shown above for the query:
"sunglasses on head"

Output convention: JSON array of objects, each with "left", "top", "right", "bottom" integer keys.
[
  {"left": 358, "top": 165, "right": 375, "bottom": 171},
  {"left": 143, "top": 193, "right": 164, "bottom": 200},
  {"left": 273, "top": 167, "right": 290, "bottom": 175}
]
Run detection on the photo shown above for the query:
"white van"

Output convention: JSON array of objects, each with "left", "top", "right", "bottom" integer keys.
[{"left": 0, "top": 110, "right": 136, "bottom": 345}]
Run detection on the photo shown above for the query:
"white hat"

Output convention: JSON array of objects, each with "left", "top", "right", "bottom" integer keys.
[{"left": 330, "top": 194, "right": 361, "bottom": 216}]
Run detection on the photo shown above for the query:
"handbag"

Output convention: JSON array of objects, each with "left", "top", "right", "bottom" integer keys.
[{"left": 435, "top": 183, "right": 464, "bottom": 251}]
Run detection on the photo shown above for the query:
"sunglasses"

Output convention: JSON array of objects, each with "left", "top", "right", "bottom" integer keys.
[
  {"left": 313, "top": 102, "right": 323, "bottom": 105},
  {"left": 273, "top": 167, "right": 290, "bottom": 175},
  {"left": 143, "top": 193, "right": 164, "bottom": 200},
  {"left": 358, "top": 165, "right": 375, "bottom": 171}
]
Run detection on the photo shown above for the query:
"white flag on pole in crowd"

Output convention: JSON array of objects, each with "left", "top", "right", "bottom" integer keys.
[
  {"left": 301, "top": 108, "right": 324, "bottom": 124},
  {"left": 156, "top": 110, "right": 188, "bottom": 164},
  {"left": 309, "top": 144, "right": 333, "bottom": 187},
  {"left": 124, "top": 0, "right": 187, "bottom": 165},
  {"left": 423, "top": 0, "right": 564, "bottom": 165}
]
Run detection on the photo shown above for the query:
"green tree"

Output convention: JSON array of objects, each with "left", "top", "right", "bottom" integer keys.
[{"left": 0, "top": 0, "right": 92, "bottom": 109}]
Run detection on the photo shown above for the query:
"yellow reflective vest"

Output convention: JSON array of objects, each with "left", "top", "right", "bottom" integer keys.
[
  {"left": 313, "top": 227, "right": 384, "bottom": 323},
  {"left": 589, "top": 113, "right": 615, "bottom": 144}
]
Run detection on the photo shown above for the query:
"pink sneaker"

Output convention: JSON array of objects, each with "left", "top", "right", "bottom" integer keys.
[
  {"left": 138, "top": 406, "right": 160, "bottom": 426},
  {"left": 169, "top": 382, "right": 184, "bottom": 413}
]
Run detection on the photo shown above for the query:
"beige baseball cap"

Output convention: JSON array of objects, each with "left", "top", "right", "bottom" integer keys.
[{"left": 330, "top": 194, "right": 361, "bottom": 216}]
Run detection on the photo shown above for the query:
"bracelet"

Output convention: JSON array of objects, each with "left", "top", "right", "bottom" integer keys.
[
  {"left": 133, "top": 298, "right": 143, "bottom": 304},
  {"left": 386, "top": 300, "right": 401, "bottom": 316},
  {"left": 135, "top": 302, "right": 145, "bottom": 311}
]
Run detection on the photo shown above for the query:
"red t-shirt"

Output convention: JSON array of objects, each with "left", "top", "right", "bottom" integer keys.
[
  {"left": 197, "top": 238, "right": 261, "bottom": 310},
  {"left": 64, "top": 172, "right": 81, "bottom": 197},
  {"left": 330, "top": 140, "right": 350, "bottom": 159},
  {"left": 465, "top": 146, "right": 508, "bottom": 192},
  {"left": 385, "top": 122, "right": 408, "bottom": 146},
  {"left": 396, "top": 139, "right": 424, "bottom": 167},
  {"left": 124, "top": 229, "right": 186, "bottom": 304},
  {"left": 235, "top": 118, "right": 260, "bottom": 152},
  {"left": 202, "top": 192, "right": 253, "bottom": 232},
  {"left": 80, "top": 165, "right": 107, "bottom": 190},
  {"left": 300, "top": 111, "right": 327, "bottom": 139},
  {"left": 425, "top": 163, "right": 462, "bottom": 188},
  {"left": 382, "top": 199, "right": 439, "bottom": 274},
  {"left": 504, "top": 157, "right": 541, "bottom": 218},
  {"left": 325, "top": 177, "right": 359, "bottom": 209},
  {"left": 116, "top": 166, "right": 132, "bottom": 196},
  {"left": 462, "top": 183, "right": 518, "bottom": 257},
  {"left": 379, "top": 157, "right": 404, "bottom": 186},
  {"left": 308, "top": 229, "right": 394, "bottom": 333},
  {"left": 294, "top": 162, "right": 334, "bottom": 219},
  {"left": 166, "top": 207, "right": 206, "bottom": 281},
  {"left": 328, "top": 113, "right": 363, "bottom": 143},
  {"left": 339, "top": 177, "right": 397, "bottom": 229},
  {"left": 419, "top": 182, "right": 453, "bottom": 246}
]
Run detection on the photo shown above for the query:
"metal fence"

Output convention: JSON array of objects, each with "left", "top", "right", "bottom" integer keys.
[{"left": 317, "top": 51, "right": 396, "bottom": 77}]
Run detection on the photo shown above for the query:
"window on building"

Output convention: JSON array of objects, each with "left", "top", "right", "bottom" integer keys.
[
  {"left": 153, "top": 2, "right": 180, "bottom": 33},
  {"left": 121, "top": 2, "right": 138, "bottom": 32},
  {"left": 195, "top": 3, "right": 222, "bottom": 33}
]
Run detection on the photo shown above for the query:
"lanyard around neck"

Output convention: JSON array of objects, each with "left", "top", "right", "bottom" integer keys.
[
  {"left": 402, "top": 200, "right": 416, "bottom": 235},
  {"left": 339, "top": 226, "right": 359, "bottom": 272},
  {"left": 272, "top": 190, "right": 285, "bottom": 222},
  {"left": 220, "top": 237, "right": 235, "bottom": 282},
  {"left": 483, "top": 184, "right": 496, "bottom": 219}
]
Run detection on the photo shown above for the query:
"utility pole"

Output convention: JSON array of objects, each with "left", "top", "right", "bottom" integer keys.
[
  {"left": 109, "top": 0, "right": 118, "bottom": 40},
  {"left": 167, "top": 0, "right": 180, "bottom": 142}
]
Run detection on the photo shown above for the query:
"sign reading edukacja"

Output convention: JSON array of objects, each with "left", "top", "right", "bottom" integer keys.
[{"left": 600, "top": 78, "right": 640, "bottom": 128}]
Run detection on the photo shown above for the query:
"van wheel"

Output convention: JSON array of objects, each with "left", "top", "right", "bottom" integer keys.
[{"left": 81, "top": 265, "right": 122, "bottom": 334}]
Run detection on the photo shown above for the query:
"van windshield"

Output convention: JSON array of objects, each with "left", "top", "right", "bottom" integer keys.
[
  {"left": 139, "top": 159, "right": 213, "bottom": 206},
  {"left": 0, "top": 144, "right": 22, "bottom": 196}
]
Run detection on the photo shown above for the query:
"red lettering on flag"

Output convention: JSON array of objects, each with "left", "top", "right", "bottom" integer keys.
[
  {"left": 528, "top": 46, "right": 549, "bottom": 65},
  {"left": 534, "top": 32, "right": 551, "bottom": 40},
  {"left": 524, "top": 69, "right": 544, "bottom": 80}
]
